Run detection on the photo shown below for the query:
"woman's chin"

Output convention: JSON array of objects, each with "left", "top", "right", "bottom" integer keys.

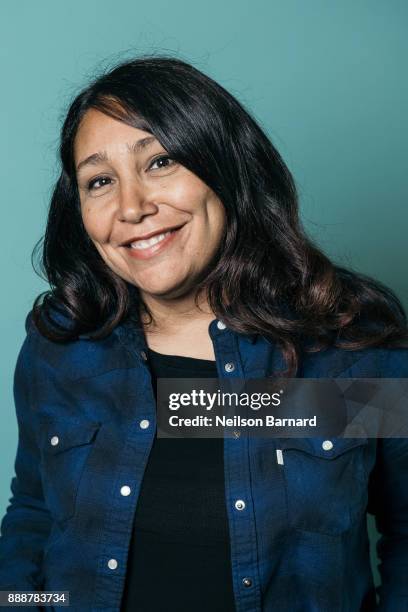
[{"left": 137, "top": 279, "right": 194, "bottom": 301}]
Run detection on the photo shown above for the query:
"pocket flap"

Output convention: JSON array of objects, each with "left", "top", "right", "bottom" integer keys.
[
  {"left": 39, "top": 418, "right": 101, "bottom": 455},
  {"left": 278, "top": 434, "right": 368, "bottom": 459}
]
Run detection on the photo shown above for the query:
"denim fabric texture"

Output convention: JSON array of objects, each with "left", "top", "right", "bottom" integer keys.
[{"left": 0, "top": 308, "right": 407, "bottom": 612}]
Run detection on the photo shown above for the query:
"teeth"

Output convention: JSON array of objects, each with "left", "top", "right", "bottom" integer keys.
[{"left": 130, "top": 231, "right": 172, "bottom": 250}]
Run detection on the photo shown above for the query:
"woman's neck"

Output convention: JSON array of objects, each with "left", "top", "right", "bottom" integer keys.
[{"left": 140, "top": 291, "right": 217, "bottom": 360}]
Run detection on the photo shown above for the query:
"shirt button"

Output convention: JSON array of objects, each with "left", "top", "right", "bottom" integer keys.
[
  {"left": 50, "top": 436, "right": 59, "bottom": 446},
  {"left": 140, "top": 350, "right": 148, "bottom": 361},
  {"left": 120, "top": 485, "right": 131, "bottom": 496},
  {"left": 217, "top": 320, "right": 227, "bottom": 330},
  {"left": 225, "top": 362, "right": 235, "bottom": 373},
  {"left": 139, "top": 419, "right": 150, "bottom": 429},
  {"left": 233, "top": 430, "right": 241, "bottom": 439},
  {"left": 242, "top": 577, "right": 253, "bottom": 587},
  {"left": 322, "top": 440, "right": 333, "bottom": 451},
  {"left": 107, "top": 558, "right": 118, "bottom": 570},
  {"left": 235, "top": 499, "right": 246, "bottom": 511}
]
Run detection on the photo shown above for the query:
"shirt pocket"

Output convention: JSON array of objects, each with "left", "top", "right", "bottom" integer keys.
[
  {"left": 278, "top": 436, "right": 369, "bottom": 536},
  {"left": 38, "top": 417, "right": 101, "bottom": 526}
]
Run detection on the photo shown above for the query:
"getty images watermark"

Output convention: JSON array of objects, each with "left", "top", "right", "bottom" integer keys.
[
  {"left": 155, "top": 378, "right": 408, "bottom": 438},
  {"left": 166, "top": 387, "right": 316, "bottom": 428}
]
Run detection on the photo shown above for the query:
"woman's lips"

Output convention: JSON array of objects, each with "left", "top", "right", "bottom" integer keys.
[{"left": 122, "top": 225, "right": 184, "bottom": 260}]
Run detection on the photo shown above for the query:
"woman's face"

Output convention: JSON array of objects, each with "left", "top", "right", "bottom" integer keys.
[{"left": 74, "top": 109, "right": 226, "bottom": 300}]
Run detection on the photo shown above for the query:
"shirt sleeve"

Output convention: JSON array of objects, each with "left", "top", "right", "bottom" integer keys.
[
  {"left": 367, "top": 348, "right": 408, "bottom": 610},
  {"left": 0, "top": 312, "right": 52, "bottom": 592}
]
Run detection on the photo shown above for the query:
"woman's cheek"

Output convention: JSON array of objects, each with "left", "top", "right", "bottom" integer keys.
[{"left": 81, "top": 206, "right": 109, "bottom": 244}]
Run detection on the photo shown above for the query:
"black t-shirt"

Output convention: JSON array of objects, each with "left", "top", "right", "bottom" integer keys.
[{"left": 120, "top": 348, "right": 236, "bottom": 612}]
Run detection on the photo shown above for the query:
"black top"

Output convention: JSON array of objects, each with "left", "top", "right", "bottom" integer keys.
[{"left": 120, "top": 348, "right": 236, "bottom": 612}]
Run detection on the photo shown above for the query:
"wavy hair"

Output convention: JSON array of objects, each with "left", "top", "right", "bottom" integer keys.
[{"left": 32, "top": 54, "right": 408, "bottom": 375}]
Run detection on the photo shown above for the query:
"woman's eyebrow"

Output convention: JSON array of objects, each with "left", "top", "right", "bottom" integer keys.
[{"left": 76, "top": 136, "right": 158, "bottom": 173}]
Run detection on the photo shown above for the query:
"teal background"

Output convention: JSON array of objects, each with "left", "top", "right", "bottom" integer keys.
[{"left": 1, "top": 0, "right": 407, "bottom": 587}]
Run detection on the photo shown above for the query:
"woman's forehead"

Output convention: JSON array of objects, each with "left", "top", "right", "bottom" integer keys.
[{"left": 74, "top": 109, "right": 158, "bottom": 169}]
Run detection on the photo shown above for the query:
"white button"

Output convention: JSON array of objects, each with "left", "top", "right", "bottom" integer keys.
[
  {"left": 120, "top": 485, "right": 131, "bottom": 496},
  {"left": 322, "top": 440, "right": 333, "bottom": 451},
  {"left": 140, "top": 419, "right": 150, "bottom": 429},
  {"left": 140, "top": 350, "right": 148, "bottom": 361},
  {"left": 107, "top": 558, "right": 118, "bottom": 570},
  {"left": 50, "top": 436, "right": 59, "bottom": 446},
  {"left": 235, "top": 499, "right": 246, "bottom": 511},
  {"left": 217, "top": 320, "right": 227, "bottom": 330},
  {"left": 225, "top": 362, "right": 235, "bottom": 373}
]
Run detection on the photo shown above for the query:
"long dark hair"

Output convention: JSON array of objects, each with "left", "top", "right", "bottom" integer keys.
[{"left": 32, "top": 54, "right": 408, "bottom": 375}]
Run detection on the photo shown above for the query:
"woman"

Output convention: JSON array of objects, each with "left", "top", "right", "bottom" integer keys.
[{"left": 0, "top": 55, "right": 407, "bottom": 611}]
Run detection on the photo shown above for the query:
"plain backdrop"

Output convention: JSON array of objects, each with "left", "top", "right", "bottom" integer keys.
[{"left": 1, "top": 0, "right": 407, "bottom": 587}]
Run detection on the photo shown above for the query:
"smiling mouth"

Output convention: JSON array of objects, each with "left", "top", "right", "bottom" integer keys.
[
  {"left": 128, "top": 229, "right": 175, "bottom": 251},
  {"left": 122, "top": 224, "right": 185, "bottom": 260}
]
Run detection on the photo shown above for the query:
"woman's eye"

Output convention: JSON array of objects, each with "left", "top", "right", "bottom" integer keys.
[
  {"left": 84, "top": 157, "right": 175, "bottom": 192},
  {"left": 87, "top": 176, "right": 112, "bottom": 191},
  {"left": 149, "top": 155, "right": 176, "bottom": 171}
]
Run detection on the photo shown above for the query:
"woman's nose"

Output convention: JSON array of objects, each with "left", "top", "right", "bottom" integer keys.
[{"left": 117, "top": 182, "right": 158, "bottom": 222}]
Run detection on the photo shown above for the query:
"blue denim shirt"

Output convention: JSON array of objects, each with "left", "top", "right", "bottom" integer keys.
[{"left": 0, "top": 309, "right": 407, "bottom": 611}]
